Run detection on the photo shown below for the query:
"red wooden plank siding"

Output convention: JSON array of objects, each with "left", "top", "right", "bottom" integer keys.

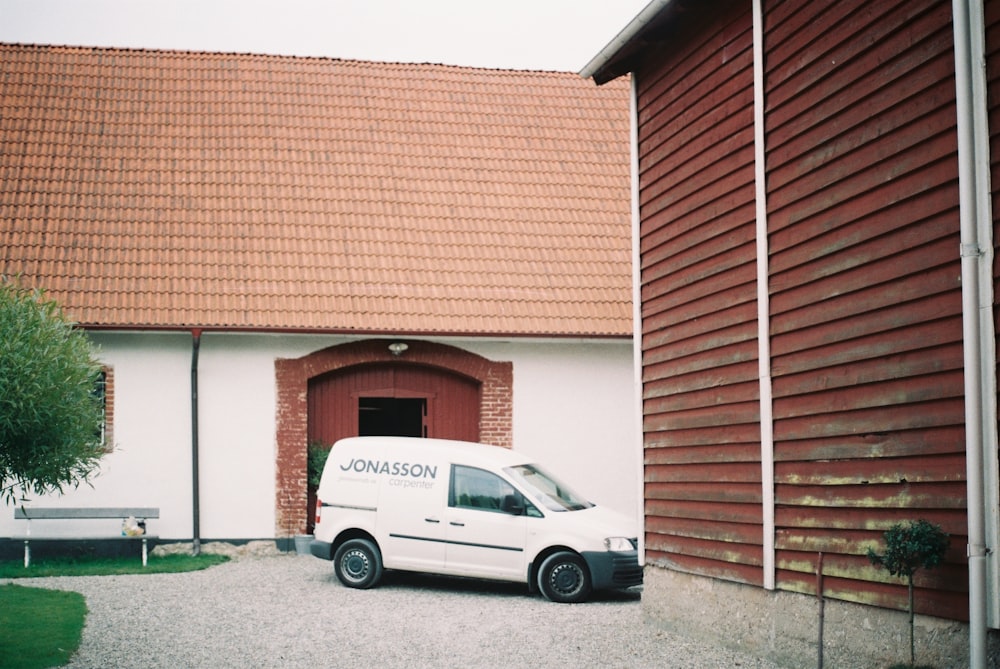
[
  {"left": 990, "top": 0, "right": 1000, "bottom": 437},
  {"left": 987, "top": 0, "right": 1000, "bottom": 626},
  {"left": 635, "top": 0, "right": 762, "bottom": 585},
  {"left": 765, "top": 0, "right": 968, "bottom": 616}
]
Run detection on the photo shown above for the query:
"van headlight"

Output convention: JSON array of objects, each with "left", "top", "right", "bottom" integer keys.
[{"left": 604, "top": 536, "right": 634, "bottom": 552}]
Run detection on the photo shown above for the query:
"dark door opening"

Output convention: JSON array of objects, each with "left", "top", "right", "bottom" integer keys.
[{"left": 358, "top": 397, "right": 427, "bottom": 437}]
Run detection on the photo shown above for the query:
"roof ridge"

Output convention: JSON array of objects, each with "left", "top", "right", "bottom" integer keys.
[{"left": 0, "top": 41, "right": 580, "bottom": 76}]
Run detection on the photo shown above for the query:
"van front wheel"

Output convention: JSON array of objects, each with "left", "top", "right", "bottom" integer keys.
[
  {"left": 334, "top": 539, "right": 383, "bottom": 589},
  {"left": 537, "top": 551, "right": 591, "bottom": 603}
]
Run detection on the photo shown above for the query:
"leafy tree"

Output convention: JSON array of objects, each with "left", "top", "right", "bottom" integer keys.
[
  {"left": 0, "top": 277, "right": 106, "bottom": 504},
  {"left": 867, "top": 519, "right": 950, "bottom": 667}
]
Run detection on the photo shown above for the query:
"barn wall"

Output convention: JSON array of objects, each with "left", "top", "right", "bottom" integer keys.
[
  {"left": 992, "top": 0, "right": 1000, "bottom": 334},
  {"left": 987, "top": 0, "right": 1000, "bottom": 628},
  {"left": 1, "top": 334, "right": 198, "bottom": 539},
  {"left": 636, "top": 0, "right": 972, "bottom": 620},
  {"left": 0, "top": 332, "right": 637, "bottom": 542},
  {"left": 635, "top": 0, "right": 762, "bottom": 584},
  {"left": 765, "top": 0, "right": 967, "bottom": 619}
]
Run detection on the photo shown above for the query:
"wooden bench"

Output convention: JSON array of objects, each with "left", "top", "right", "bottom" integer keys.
[{"left": 14, "top": 507, "right": 159, "bottom": 567}]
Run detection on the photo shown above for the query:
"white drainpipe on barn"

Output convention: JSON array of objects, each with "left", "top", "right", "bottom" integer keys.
[
  {"left": 629, "top": 73, "right": 646, "bottom": 565},
  {"left": 952, "top": 0, "right": 998, "bottom": 665},
  {"left": 751, "top": 0, "right": 776, "bottom": 592}
]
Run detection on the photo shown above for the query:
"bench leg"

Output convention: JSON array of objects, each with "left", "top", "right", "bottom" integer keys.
[
  {"left": 142, "top": 538, "right": 148, "bottom": 567},
  {"left": 24, "top": 540, "right": 30, "bottom": 569}
]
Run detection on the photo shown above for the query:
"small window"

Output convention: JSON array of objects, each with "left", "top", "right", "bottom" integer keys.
[
  {"left": 450, "top": 465, "right": 540, "bottom": 516},
  {"left": 93, "top": 367, "right": 114, "bottom": 452}
]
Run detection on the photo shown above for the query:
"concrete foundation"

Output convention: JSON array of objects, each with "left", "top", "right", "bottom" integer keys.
[
  {"left": 151, "top": 540, "right": 282, "bottom": 558},
  {"left": 641, "top": 566, "right": 1000, "bottom": 669}
]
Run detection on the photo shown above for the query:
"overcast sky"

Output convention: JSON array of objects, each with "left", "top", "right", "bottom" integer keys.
[{"left": 0, "top": 0, "right": 648, "bottom": 72}]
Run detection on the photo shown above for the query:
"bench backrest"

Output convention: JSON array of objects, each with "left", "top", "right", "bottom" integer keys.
[{"left": 15, "top": 507, "right": 159, "bottom": 520}]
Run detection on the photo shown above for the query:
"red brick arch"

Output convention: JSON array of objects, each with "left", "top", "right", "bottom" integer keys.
[{"left": 274, "top": 339, "right": 513, "bottom": 536}]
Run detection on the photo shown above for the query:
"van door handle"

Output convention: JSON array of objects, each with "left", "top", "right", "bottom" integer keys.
[
  {"left": 450, "top": 521, "right": 465, "bottom": 527},
  {"left": 425, "top": 518, "right": 440, "bottom": 524}
]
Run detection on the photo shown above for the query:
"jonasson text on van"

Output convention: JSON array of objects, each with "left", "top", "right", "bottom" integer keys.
[{"left": 340, "top": 458, "right": 438, "bottom": 479}]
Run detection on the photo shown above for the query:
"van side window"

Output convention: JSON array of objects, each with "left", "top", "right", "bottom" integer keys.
[{"left": 450, "top": 465, "right": 540, "bottom": 516}]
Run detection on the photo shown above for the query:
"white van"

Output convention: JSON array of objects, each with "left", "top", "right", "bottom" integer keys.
[{"left": 310, "top": 436, "right": 642, "bottom": 603}]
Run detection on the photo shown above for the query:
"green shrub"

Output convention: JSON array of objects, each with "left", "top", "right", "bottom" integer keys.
[{"left": 308, "top": 441, "right": 331, "bottom": 487}]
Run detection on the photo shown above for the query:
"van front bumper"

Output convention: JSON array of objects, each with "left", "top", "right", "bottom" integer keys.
[
  {"left": 309, "top": 539, "right": 333, "bottom": 560},
  {"left": 581, "top": 550, "right": 643, "bottom": 590}
]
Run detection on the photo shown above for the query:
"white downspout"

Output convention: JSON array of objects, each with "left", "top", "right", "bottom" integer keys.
[
  {"left": 967, "top": 0, "right": 1000, "bottom": 634},
  {"left": 630, "top": 73, "right": 646, "bottom": 565},
  {"left": 752, "top": 0, "right": 775, "bottom": 590},
  {"left": 952, "top": 0, "right": 996, "bottom": 664},
  {"left": 965, "top": 0, "right": 1000, "bottom": 634}
]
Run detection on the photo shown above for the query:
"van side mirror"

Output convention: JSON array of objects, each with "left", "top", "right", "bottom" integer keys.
[{"left": 500, "top": 494, "right": 525, "bottom": 515}]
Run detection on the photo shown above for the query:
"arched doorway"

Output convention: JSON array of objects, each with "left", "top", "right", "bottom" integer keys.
[
  {"left": 307, "top": 363, "right": 481, "bottom": 445},
  {"left": 305, "top": 362, "right": 481, "bottom": 532},
  {"left": 274, "top": 339, "right": 513, "bottom": 537}
]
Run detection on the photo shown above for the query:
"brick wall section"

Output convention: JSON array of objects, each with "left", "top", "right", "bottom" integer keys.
[
  {"left": 274, "top": 339, "right": 513, "bottom": 536},
  {"left": 102, "top": 365, "right": 114, "bottom": 452},
  {"left": 274, "top": 358, "right": 310, "bottom": 537},
  {"left": 480, "top": 365, "right": 513, "bottom": 447}
]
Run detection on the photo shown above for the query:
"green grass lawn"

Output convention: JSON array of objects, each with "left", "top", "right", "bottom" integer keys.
[
  {"left": 0, "top": 553, "right": 229, "bottom": 668},
  {"left": 0, "top": 552, "right": 229, "bottom": 578},
  {"left": 0, "top": 584, "right": 86, "bottom": 669}
]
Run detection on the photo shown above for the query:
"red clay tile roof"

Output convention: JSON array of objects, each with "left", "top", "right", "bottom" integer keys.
[{"left": 0, "top": 44, "right": 632, "bottom": 337}]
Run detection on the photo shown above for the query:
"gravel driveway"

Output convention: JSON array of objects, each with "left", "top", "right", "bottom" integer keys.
[{"left": 14, "top": 553, "right": 786, "bottom": 668}]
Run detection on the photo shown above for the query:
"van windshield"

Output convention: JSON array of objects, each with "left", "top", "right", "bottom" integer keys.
[{"left": 503, "top": 464, "right": 593, "bottom": 512}]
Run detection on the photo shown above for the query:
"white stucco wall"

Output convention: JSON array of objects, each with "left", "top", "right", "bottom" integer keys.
[
  {"left": 2, "top": 332, "right": 638, "bottom": 542},
  {"left": 468, "top": 340, "right": 638, "bottom": 515},
  {"left": 2, "top": 333, "right": 195, "bottom": 539}
]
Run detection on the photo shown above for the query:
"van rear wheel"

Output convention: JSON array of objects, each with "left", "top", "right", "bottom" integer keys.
[
  {"left": 334, "top": 539, "right": 383, "bottom": 589},
  {"left": 537, "top": 551, "right": 591, "bottom": 603}
]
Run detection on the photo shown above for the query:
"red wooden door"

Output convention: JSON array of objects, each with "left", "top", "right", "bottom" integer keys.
[
  {"left": 307, "top": 362, "right": 481, "bottom": 446},
  {"left": 306, "top": 362, "right": 480, "bottom": 532}
]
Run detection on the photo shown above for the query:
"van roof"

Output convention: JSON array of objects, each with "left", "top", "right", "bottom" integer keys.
[{"left": 333, "top": 436, "right": 534, "bottom": 469}]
